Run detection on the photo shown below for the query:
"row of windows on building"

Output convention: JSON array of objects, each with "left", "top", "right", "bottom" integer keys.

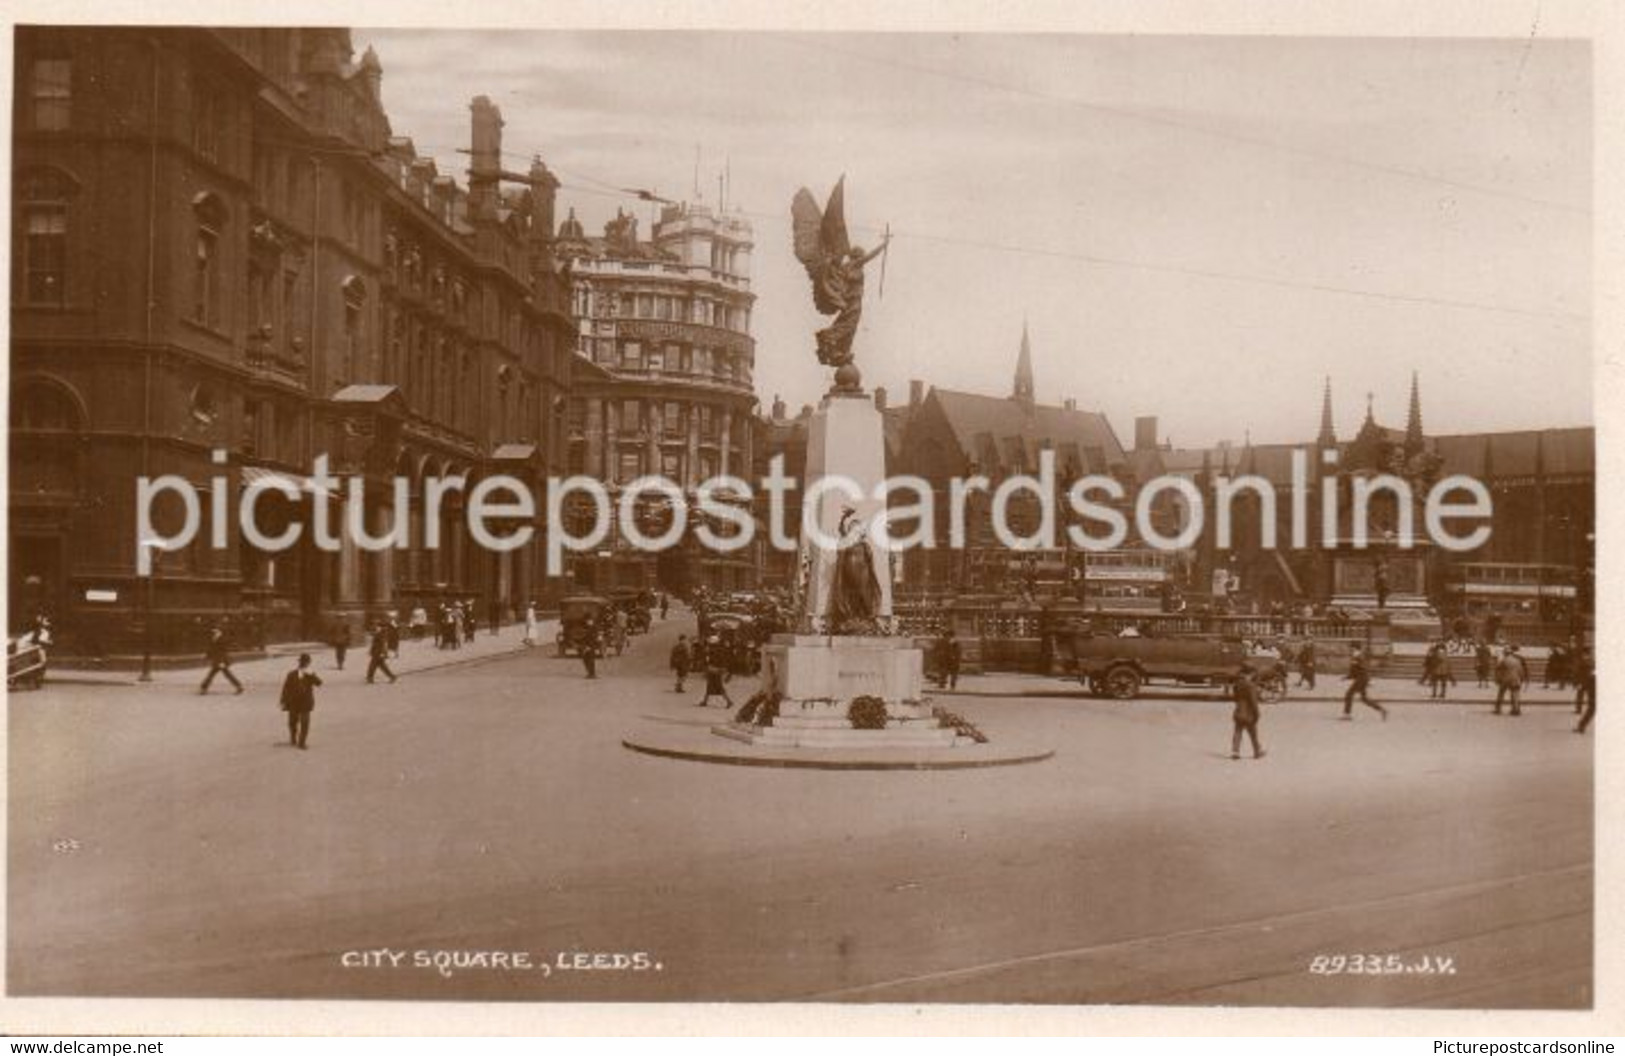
[
  {"left": 582, "top": 337, "right": 752, "bottom": 384},
  {"left": 569, "top": 398, "right": 746, "bottom": 441},
  {"left": 567, "top": 445, "right": 743, "bottom": 486},
  {"left": 572, "top": 286, "right": 751, "bottom": 333},
  {"left": 706, "top": 240, "right": 746, "bottom": 276},
  {"left": 19, "top": 179, "right": 542, "bottom": 446},
  {"left": 16, "top": 162, "right": 239, "bottom": 335},
  {"left": 31, "top": 48, "right": 237, "bottom": 175},
  {"left": 379, "top": 309, "right": 540, "bottom": 440}
]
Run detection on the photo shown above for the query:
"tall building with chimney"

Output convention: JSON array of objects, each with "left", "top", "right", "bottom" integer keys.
[{"left": 10, "top": 27, "right": 576, "bottom": 656}]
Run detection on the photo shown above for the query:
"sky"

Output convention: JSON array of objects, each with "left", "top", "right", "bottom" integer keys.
[{"left": 355, "top": 29, "right": 1592, "bottom": 447}]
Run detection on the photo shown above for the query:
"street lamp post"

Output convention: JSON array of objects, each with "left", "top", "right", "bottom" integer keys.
[{"left": 137, "top": 545, "right": 157, "bottom": 682}]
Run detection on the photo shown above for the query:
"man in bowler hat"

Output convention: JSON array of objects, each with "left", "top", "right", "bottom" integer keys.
[{"left": 279, "top": 653, "right": 322, "bottom": 749}]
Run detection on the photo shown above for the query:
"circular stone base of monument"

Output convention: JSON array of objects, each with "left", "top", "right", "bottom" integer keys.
[{"left": 622, "top": 721, "right": 1054, "bottom": 771}]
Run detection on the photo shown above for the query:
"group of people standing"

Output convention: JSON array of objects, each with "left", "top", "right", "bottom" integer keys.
[{"left": 668, "top": 633, "right": 736, "bottom": 708}]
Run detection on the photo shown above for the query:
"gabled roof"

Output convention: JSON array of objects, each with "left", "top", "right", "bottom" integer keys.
[{"left": 928, "top": 388, "right": 1125, "bottom": 474}]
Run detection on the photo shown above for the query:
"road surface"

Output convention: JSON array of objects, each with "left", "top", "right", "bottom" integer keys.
[{"left": 8, "top": 616, "right": 1591, "bottom": 1007}]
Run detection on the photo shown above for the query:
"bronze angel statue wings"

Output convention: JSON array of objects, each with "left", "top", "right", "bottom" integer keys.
[{"left": 791, "top": 177, "right": 888, "bottom": 378}]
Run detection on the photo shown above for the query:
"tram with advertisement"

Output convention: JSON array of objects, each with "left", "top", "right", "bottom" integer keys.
[
  {"left": 960, "top": 546, "right": 1181, "bottom": 609},
  {"left": 1441, "top": 562, "right": 1583, "bottom": 636},
  {"left": 1078, "top": 548, "right": 1179, "bottom": 610}
]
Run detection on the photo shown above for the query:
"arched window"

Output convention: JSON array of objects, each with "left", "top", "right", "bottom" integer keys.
[
  {"left": 191, "top": 193, "right": 228, "bottom": 328},
  {"left": 17, "top": 168, "right": 76, "bottom": 306},
  {"left": 10, "top": 377, "right": 83, "bottom": 431}
]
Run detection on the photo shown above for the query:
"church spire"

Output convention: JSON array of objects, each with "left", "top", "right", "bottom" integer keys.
[
  {"left": 1013, "top": 318, "right": 1035, "bottom": 406},
  {"left": 1404, "top": 370, "right": 1425, "bottom": 455},
  {"left": 1317, "top": 376, "right": 1336, "bottom": 446}
]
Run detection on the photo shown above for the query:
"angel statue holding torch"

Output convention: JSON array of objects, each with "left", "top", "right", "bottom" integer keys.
[{"left": 792, "top": 177, "right": 890, "bottom": 392}]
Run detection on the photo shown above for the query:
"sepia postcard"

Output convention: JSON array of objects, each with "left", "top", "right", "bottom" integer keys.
[{"left": 3, "top": 0, "right": 1620, "bottom": 1037}]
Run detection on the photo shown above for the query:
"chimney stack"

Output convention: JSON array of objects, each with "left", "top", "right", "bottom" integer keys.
[
  {"left": 1135, "top": 415, "right": 1158, "bottom": 452},
  {"left": 469, "top": 95, "right": 503, "bottom": 223},
  {"left": 874, "top": 386, "right": 888, "bottom": 412},
  {"left": 909, "top": 379, "right": 924, "bottom": 410},
  {"left": 771, "top": 394, "right": 786, "bottom": 420},
  {"left": 526, "top": 156, "right": 559, "bottom": 250}
]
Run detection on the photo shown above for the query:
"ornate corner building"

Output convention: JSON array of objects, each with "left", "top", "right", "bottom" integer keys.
[
  {"left": 10, "top": 27, "right": 577, "bottom": 658},
  {"left": 555, "top": 201, "right": 761, "bottom": 594}
]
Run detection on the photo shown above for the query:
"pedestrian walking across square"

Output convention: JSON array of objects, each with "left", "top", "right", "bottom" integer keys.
[
  {"left": 1494, "top": 645, "right": 1529, "bottom": 716},
  {"left": 670, "top": 634, "right": 692, "bottom": 692},
  {"left": 1341, "top": 647, "right": 1387, "bottom": 721},
  {"left": 198, "top": 625, "right": 243, "bottom": 695},
  {"left": 698, "top": 645, "right": 733, "bottom": 708},
  {"left": 1574, "top": 647, "right": 1596, "bottom": 734},
  {"left": 365, "top": 625, "right": 398, "bottom": 684},
  {"left": 1230, "top": 664, "right": 1266, "bottom": 760}
]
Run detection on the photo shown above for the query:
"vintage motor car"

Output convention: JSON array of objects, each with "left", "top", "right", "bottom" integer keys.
[
  {"left": 605, "top": 588, "right": 653, "bottom": 636},
  {"left": 1071, "top": 632, "right": 1287, "bottom": 702},
  {"left": 555, "top": 595, "right": 613, "bottom": 658},
  {"left": 7, "top": 636, "right": 47, "bottom": 690},
  {"left": 697, "top": 611, "right": 760, "bottom": 675}
]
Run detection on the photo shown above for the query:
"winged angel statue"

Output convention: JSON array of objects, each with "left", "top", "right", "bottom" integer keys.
[{"left": 791, "top": 178, "right": 889, "bottom": 390}]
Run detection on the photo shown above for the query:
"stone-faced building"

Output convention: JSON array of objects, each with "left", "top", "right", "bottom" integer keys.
[
  {"left": 1134, "top": 375, "right": 1594, "bottom": 627},
  {"left": 555, "top": 201, "right": 760, "bottom": 594},
  {"left": 10, "top": 27, "right": 576, "bottom": 656},
  {"left": 894, "top": 325, "right": 1129, "bottom": 594}
]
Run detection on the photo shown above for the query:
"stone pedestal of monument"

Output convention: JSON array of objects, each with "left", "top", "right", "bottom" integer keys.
[
  {"left": 714, "top": 392, "right": 974, "bottom": 752},
  {"left": 797, "top": 391, "right": 895, "bottom": 628}
]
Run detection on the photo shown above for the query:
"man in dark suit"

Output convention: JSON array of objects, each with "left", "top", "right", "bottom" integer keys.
[
  {"left": 670, "top": 634, "right": 691, "bottom": 692},
  {"left": 279, "top": 653, "right": 322, "bottom": 749},
  {"left": 1575, "top": 647, "right": 1596, "bottom": 734},
  {"left": 580, "top": 628, "right": 600, "bottom": 680},
  {"left": 1231, "top": 664, "right": 1265, "bottom": 760},
  {"left": 1341, "top": 646, "right": 1388, "bottom": 721},
  {"left": 199, "top": 624, "right": 243, "bottom": 695},
  {"left": 365, "top": 624, "right": 398, "bottom": 684}
]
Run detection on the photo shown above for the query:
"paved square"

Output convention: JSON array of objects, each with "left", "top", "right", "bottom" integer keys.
[{"left": 9, "top": 616, "right": 1591, "bottom": 1006}]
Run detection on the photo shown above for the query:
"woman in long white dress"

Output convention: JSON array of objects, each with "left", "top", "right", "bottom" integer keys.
[{"left": 522, "top": 603, "right": 538, "bottom": 647}]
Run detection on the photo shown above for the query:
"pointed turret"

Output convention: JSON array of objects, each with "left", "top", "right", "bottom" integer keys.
[
  {"left": 1013, "top": 318, "right": 1035, "bottom": 408},
  {"left": 1317, "top": 376, "right": 1336, "bottom": 446},
  {"left": 1404, "top": 371, "right": 1425, "bottom": 455}
]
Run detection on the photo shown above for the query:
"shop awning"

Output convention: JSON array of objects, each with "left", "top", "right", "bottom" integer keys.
[{"left": 242, "top": 466, "right": 339, "bottom": 499}]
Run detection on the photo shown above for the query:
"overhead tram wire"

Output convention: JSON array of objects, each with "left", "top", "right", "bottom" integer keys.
[
  {"left": 403, "top": 143, "right": 1586, "bottom": 324},
  {"left": 772, "top": 36, "right": 1590, "bottom": 218}
]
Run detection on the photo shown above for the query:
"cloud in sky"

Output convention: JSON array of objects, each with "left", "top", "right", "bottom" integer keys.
[{"left": 356, "top": 29, "right": 1590, "bottom": 445}]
